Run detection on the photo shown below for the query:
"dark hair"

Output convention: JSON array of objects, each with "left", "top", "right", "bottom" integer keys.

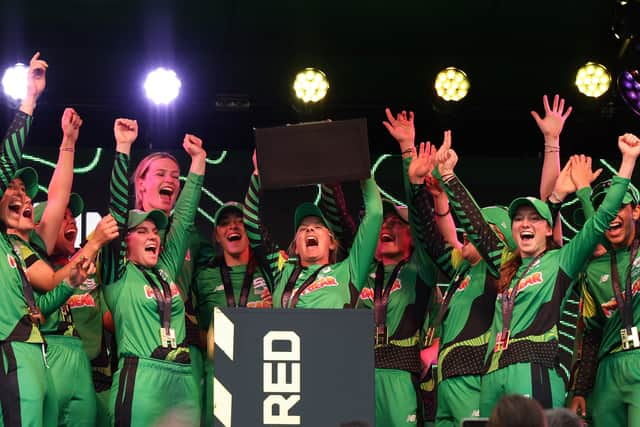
[
  {"left": 545, "top": 408, "right": 581, "bottom": 427},
  {"left": 487, "top": 395, "right": 547, "bottom": 427},
  {"left": 497, "top": 236, "right": 559, "bottom": 292}
]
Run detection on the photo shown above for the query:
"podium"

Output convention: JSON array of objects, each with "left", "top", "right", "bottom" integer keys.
[{"left": 213, "top": 308, "right": 374, "bottom": 427}]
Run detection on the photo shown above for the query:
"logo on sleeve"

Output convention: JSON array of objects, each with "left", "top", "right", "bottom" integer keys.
[
  {"left": 455, "top": 275, "right": 471, "bottom": 293},
  {"left": 7, "top": 254, "right": 16, "bottom": 269},
  {"left": 253, "top": 277, "right": 268, "bottom": 295}
]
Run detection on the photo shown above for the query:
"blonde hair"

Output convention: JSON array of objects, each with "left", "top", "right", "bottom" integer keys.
[{"left": 133, "top": 152, "right": 180, "bottom": 210}]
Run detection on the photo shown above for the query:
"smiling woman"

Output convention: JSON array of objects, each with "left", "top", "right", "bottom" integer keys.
[
  {"left": 133, "top": 152, "right": 180, "bottom": 216},
  {"left": 243, "top": 150, "right": 383, "bottom": 309},
  {"left": 100, "top": 120, "right": 207, "bottom": 426},
  {"left": 475, "top": 134, "right": 640, "bottom": 415}
]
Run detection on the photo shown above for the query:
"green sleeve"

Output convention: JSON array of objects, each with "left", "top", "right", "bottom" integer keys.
[
  {"left": 318, "top": 184, "right": 357, "bottom": 253},
  {"left": 36, "top": 282, "right": 75, "bottom": 317},
  {"left": 576, "top": 186, "right": 595, "bottom": 221},
  {"left": 100, "top": 152, "right": 130, "bottom": 285},
  {"left": 346, "top": 178, "right": 382, "bottom": 291},
  {"left": 559, "top": 176, "right": 630, "bottom": 279},
  {"left": 194, "top": 261, "right": 221, "bottom": 329},
  {"left": 159, "top": 172, "right": 204, "bottom": 280},
  {"left": 0, "top": 111, "right": 32, "bottom": 195},
  {"left": 401, "top": 157, "right": 438, "bottom": 284},
  {"left": 436, "top": 170, "right": 506, "bottom": 277},
  {"left": 410, "top": 184, "right": 455, "bottom": 281},
  {"left": 243, "top": 174, "right": 281, "bottom": 291}
]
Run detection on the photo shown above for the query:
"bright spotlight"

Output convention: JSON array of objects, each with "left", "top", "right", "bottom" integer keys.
[
  {"left": 293, "top": 68, "right": 329, "bottom": 103},
  {"left": 618, "top": 69, "right": 640, "bottom": 117},
  {"left": 575, "top": 62, "right": 611, "bottom": 98},
  {"left": 2, "top": 63, "right": 28, "bottom": 101},
  {"left": 434, "top": 67, "right": 469, "bottom": 101},
  {"left": 143, "top": 68, "right": 181, "bottom": 105}
]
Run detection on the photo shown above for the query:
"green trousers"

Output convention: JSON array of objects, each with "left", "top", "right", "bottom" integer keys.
[
  {"left": 591, "top": 350, "right": 640, "bottom": 427},
  {"left": 375, "top": 368, "right": 419, "bottom": 427},
  {"left": 436, "top": 375, "right": 481, "bottom": 427},
  {"left": 46, "top": 335, "right": 96, "bottom": 427},
  {"left": 110, "top": 356, "right": 200, "bottom": 427},
  {"left": 0, "top": 341, "right": 57, "bottom": 427},
  {"left": 95, "top": 388, "right": 111, "bottom": 427},
  {"left": 203, "top": 357, "right": 213, "bottom": 427},
  {"left": 479, "top": 362, "right": 565, "bottom": 416}
]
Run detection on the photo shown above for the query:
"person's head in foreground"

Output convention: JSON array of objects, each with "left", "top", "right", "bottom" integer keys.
[{"left": 487, "top": 395, "right": 547, "bottom": 427}]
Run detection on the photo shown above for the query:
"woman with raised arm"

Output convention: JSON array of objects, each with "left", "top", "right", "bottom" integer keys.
[
  {"left": 101, "top": 119, "right": 206, "bottom": 426},
  {"left": 0, "top": 52, "right": 90, "bottom": 426},
  {"left": 404, "top": 138, "right": 514, "bottom": 427},
  {"left": 471, "top": 134, "right": 640, "bottom": 414},
  {"left": 132, "top": 147, "right": 214, "bottom": 420},
  {"left": 243, "top": 150, "right": 382, "bottom": 309}
]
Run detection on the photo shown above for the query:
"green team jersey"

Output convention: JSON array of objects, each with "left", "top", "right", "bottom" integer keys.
[
  {"left": 356, "top": 256, "right": 436, "bottom": 344},
  {"left": 162, "top": 224, "right": 214, "bottom": 346},
  {"left": 0, "top": 111, "right": 49, "bottom": 343},
  {"left": 484, "top": 176, "right": 630, "bottom": 374},
  {"left": 67, "top": 285, "right": 105, "bottom": 359},
  {"left": 355, "top": 157, "right": 438, "bottom": 349},
  {"left": 581, "top": 247, "right": 640, "bottom": 359},
  {"left": 169, "top": 224, "right": 213, "bottom": 298},
  {"left": 27, "top": 228, "right": 108, "bottom": 360},
  {"left": 195, "top": 260, "right": 272, "bottom": 326},
  {"left": 101, "top": 151, "right": 204, "bottom": 361},
  {"left": 8, "top": 235, "right": 78, "bottom": 337},
  {"left": 411, "top": 181, "right": 500, "bottom": 380},
  {"left": 243, "top": 175, "right": 382, "bottom": 309}
]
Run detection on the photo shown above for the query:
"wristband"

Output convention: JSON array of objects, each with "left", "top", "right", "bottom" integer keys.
[{"left": 435, "top": 207, "right": 451, "bottom": 217}]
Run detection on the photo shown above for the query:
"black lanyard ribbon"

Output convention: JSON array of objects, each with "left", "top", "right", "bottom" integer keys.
[
  {"left": 138, "top": 266, "right": 176, "bottom": 348},
  {"left": 281, "top": 263, "right": 329, "bottom": 309},
  {"left": 374, "top": 260, "right": 407, "bottom": 346},
  {"left": 496, "top": 252, "right": 545, "bottom": 351},
  {"left": 220, "top": 256, "right": 257, "bottom": 308}
]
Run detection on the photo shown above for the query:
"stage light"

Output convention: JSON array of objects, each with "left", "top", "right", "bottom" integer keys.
[
  {"left": 618, "top": 69, "right": 640, "bottom": 116},
  {"left": 575, "top": 62, "right": 611, "bottom": 98},
  {"left": 293, "top": 68, "right": 329, "bottom": 103},
  {"left": 143, "top": 68, "right": 181, "bottom": 105},
  {"left": 2, "top": 63, "right": 28, "bottom": 101},
  {"left": 434, "top": 67, "right": 469, "bottom": 101}
]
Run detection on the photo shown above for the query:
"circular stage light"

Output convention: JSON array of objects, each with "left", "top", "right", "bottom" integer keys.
[
  {"left": 144, "top": 68, "right": 181, "bottom": 105},
  {"left": 434, "top": 67, "right": 469, "bottom": 101},
  {"left": 293, "top": 68, "right": 329, "bottom": 103},
  {"left": 575, "top": 62, "right": 610, "bottom": 98},
  {"left": 2, "top": 63, "right": 28, "bottom": 101}
]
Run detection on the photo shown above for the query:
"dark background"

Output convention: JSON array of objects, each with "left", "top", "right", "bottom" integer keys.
[{"left": 1, "top": 0, "right": 639, "bottom": 244}]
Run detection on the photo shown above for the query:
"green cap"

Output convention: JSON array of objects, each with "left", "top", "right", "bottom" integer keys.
[
  {"left": 382, "top": 199, "right": 409, "bottom": 224},
  {"left": 33, "top": 192, "right": 84, "bottom": 224},
  {"left": 12, "top": 167, "right": 39, "bottom": 200},
  {"left": 213, "top": 201, "right": 244, "bottom": 225},
  {"left": 591, "top": 179, "right": 639, "bottom": 209},
  {"left": 508, "top": 197, "right": 553, "bottom": 227},
  {"left": 481, "top": 205, "right": 516, "bottom": 251},
  {"left": 127, "top": 209, "right": 168, "bottom": 230},
  {"left": 293, "top": 202, "right": 330, "bottom": 232}
]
